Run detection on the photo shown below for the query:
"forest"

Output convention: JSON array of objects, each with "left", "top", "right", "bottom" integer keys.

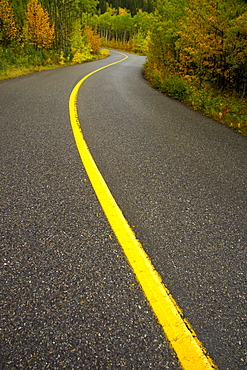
[{"left": 0, "top": 0, "right": 247, "bottom": 134}]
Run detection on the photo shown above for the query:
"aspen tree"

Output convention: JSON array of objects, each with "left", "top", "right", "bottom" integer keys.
[
  {"left": 25, "top": 0, "right": 54, "bottom": 49},
  {"left": 0, "top": 0, "right": 19, "bottom": 46}
]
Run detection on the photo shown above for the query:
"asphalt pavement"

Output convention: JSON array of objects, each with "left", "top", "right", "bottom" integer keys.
[
  {"left": 1, "top": 54, "right": 179, "bottom": 369},
  {"left": 1, "top": 51, "right": 247, "bottom": 369}
]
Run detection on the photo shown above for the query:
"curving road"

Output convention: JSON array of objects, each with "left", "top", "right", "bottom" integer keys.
[{"left": 1, "top": 51, "right": 247, "bottom": 369}]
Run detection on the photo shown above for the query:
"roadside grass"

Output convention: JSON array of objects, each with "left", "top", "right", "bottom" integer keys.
[
  {"left": 0, "top": 64, "right": 62, "bottom": 80},
  {"left": 1, "top": 44, "right": 246, "bottom": 137},
  {"left": 143, "top": 64, "right": 247, "bottom": 136},
  {"left": 0, "top": 47, "right": 110, "bottom": 81}
]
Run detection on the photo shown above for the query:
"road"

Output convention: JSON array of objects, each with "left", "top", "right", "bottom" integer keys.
[{"left": 1, "top": 51, "right": 246, "bottom": 369}]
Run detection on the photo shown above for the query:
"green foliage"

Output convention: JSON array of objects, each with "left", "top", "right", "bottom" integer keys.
[
  {"left": 187, "top": 83, "right": 247, "bottom": 136},
  {"left": 2, "top": 0, "right": 246, "bottom": 136},
  {"left": 143, "top": 64, "right": 189, "bottom": 100},
  {"left": 146, "top": 0, "right": 247, "bottom": 98},
  {"left": 24, "top": 45, "right": 49, "bottom": 65},
  {"left": 131, "top": 31, "right": 149, "bottom": 54},
  {"left": 177, "top": 0, "right": 247, "bottom": 93},
  {"left": 69, "top": 21, "right": 101, "bottom": 63},
  {"left": 8, "top": 0, "right": 28, "bottom": 28},
  {"left": 143, "top": 0, "right": 247, "bottom": 135},
  {"left": 70, "top": 20, "right": 86, "bottom": 53},
  {"left": 97, "top": 0, "right": 153, "bottom": 15},
  {"left": 0, "top": 44, "right": 56, "bottom": 69},
  {"left": 143, "top": 61, "right": 247, "bottom": 136},
  {"left": 2, "top": 0, "right": 152, "bottom": 65},
  {"left": 160, "top": 75, "right": 188, "bottom": 100},
  {"left": 97, "top": 9, "right": 153, "bottom": 53}
]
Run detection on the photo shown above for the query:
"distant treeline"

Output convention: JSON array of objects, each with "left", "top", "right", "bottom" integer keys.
[
  {"left": 97, "top": 0, "right": 153, "bottom": 15},
  {"left": 1, "top": 0, "right": 247, "bottom": 99}
]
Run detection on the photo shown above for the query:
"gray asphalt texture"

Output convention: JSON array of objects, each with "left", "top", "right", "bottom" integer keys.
[
  {"left": 1, "top": 50, "right": 246, "bottom": 369},
  {"left": 1, "top": 54, "right": 180, "bottom": 369},
  {"left": 77, "top": 51, "right": 247, "bottom": 369}
]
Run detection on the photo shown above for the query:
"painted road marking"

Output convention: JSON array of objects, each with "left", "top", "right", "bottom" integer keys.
[{"left": 69, "top": 51, "right": 217, "bottom": 370}]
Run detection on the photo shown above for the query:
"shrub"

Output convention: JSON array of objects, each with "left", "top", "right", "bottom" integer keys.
[
  {"left": 160, "top": 75, "right": 188, "bottom": 100},
  {"left": 72, "top": 45, "right": 92, "bottom": 64},
  {"left": 98, "top": 48, "right": 110, "bottom": 58}
]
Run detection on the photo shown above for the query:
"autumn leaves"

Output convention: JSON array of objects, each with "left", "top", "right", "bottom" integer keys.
[
  {"left": 0, "top": 0, "right": 54, "bottom": 49},
  {"left": 0, "top": 0, "right": 19, "bottom": 46},
  {"left": 144, "top": 0, "right": 247, "bottom": 135},
  {"left": 147, "top": 0, "right": 247, "bottom": 97},
  {"left": 24, "top": 0, "right": 54, "bottom": 49},
  {"left": 0, "top": 0, "right": 107, "bottom": 76}
]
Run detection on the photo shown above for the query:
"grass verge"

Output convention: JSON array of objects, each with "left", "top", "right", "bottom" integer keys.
[
  {"left": 0, "top": 48, "right": 110, "bottom": 81},
  {"left": 143, "top": 64, "right": 247, "bottom": 137}
]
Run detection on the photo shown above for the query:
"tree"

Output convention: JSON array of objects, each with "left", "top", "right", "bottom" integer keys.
[
  {"left": 98, "top": 11, "right": 112, "bottom": 39},
  {"left": 69, "top": 20, "right": 93, "bottom": 63},
  {"left": 39, "top": 0, "right": 99, "bottom": 50},
  {"left": 147, "top": 0, "right": 186, "bottom": 71},
  {"left": 179, "top": 0, "right": 247, "bottom": 93},
  {"left": 24, "top": 0, "right": 54, "bottom": 49},
  {"left": 77, "top": 0, "right": 99, "bottom": 14},
  {"left": 8, "top": 0, "right": 28, "bottom": 29},
  {"left": 146, "top": 0, "right": 247, "bottom": 97},
  {"left": 84, "top": 25, "right": 100, "bottom": 52},
  {"left": 0, "top": 0, "right": 19, "bottom": 46}
]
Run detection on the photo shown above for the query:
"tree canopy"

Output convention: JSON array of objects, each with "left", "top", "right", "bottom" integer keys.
[{"left": 1, "top": 0, "right": 246, "bottom": 98}]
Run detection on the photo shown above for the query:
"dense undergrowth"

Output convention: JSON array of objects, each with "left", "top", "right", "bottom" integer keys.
[
  {"left": 143, "top": 64, "right": 247, "bottom": 137},
  {"left": 0, "top": 45, "right": 109, "bottom": 80},
  {"left": 98, "top": 37, "right": 247, "bottom": 137},
  {"left": 1, "top": 42, "right": 246, "bottom": 137}
]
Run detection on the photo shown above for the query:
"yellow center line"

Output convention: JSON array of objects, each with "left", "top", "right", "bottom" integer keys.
[{"left": 69, "top": 51, "right": 218, "bottom": 370}]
